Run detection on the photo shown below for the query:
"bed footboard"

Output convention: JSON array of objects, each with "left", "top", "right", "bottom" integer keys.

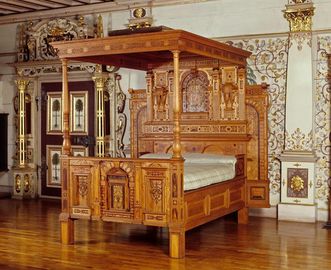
[
  {"left": 59, "top": 155, "right": 185, "bottom": 256},
  {"left": 59, "top": 154, "right": 246, "bottom": 258}
]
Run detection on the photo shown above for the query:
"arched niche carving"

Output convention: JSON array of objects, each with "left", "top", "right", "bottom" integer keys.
[
  {"left": 181, "top": 69, "right": 210, "bottom": 113},
  {"left": 107, "top": 167, "right": 130, "bottom": 211}
]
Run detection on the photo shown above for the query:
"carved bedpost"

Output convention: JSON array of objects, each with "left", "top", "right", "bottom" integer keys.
[
  {"left": 59, "top": 155, "right": 74, "bottom": 244},
  {"left": 169, "top": 50, "right": 185, "bottom": 258},
  {"left": 172, "top": 50, "right": 182, "bottom": 159},
  {"left": 168, "top": 70, "right": 174, "bottom": 120},
  {"left": 62, "top": 59, "right": 71, "bottom": 155}
]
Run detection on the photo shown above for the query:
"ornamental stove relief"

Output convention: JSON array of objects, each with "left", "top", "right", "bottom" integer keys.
[{"left": 17, "top": 17, "right": 93, "bottom": 62}]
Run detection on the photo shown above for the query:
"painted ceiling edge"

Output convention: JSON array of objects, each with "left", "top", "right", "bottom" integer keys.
[{"left": 0, "top": 0, "right": 219, "bottom": 25}]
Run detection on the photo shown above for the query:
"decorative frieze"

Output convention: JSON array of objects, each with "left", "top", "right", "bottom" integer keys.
[{"left": 143, "top": 122, "right": 247, "bottom": 135}]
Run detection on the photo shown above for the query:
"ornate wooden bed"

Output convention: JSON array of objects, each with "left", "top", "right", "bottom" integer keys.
[{"left": 52, "top": 28, "right": 269, "bottom": 258}]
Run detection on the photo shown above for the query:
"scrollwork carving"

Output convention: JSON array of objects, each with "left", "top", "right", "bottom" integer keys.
[{"left": 150, "top": 179, "right": 163, "bottom": 204}]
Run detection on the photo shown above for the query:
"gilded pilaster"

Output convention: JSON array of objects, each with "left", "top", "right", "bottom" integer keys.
[
  {"left": 13, "top": 76, "right": 37, "bottom": 199},
  {"left": 15, "top": 77, "right": 30, "bottom": 168},
  {"left": 93, "top": 64, "right": 108, "bottom": 157}
]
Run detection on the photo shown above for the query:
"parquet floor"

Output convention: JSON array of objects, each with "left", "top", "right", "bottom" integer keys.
[{"left": 0, "top": 198, "right": 330, "bottom": 270}]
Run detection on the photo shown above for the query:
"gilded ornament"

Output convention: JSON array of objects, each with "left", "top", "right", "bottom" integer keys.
[
  {"left": 24, "top": 174, "right": 30, "bottom": 192},
  {"left": 133, "top": 8, "right": 146, "bottom": 18},
  {"left": 15, "top": 175, "right": 21, "bottom": 193},
  {"left": 290, "top": 175, "right": 305, "bottom": 192},
  {"left": 283, "top": 4, "right": 315, "bottom": 32},
  {"left": 112, "top": 185, "right": 124, "bottom": 209}
]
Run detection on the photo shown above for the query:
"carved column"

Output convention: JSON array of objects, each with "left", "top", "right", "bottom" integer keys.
[
  {"left": 62, "top": 59, "right": 71, "bottom": 155},
  {"left": 172, "top": 50, "right": 182, "bottom": 159},
  {"left": 93, "top": 65, "right": 108, "bottom": 157},
  {"left": 278, "top": 0, "right": 317, "bottom": 222}
]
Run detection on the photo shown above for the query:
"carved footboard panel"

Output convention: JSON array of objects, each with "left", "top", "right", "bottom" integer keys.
[{"left": 60, "top": 156, "right": 184, "bottom": 228}]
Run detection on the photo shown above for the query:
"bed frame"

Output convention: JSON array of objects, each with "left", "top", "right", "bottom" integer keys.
[{"left": 52, "top": 28, "right": 269, "bottom": 258}]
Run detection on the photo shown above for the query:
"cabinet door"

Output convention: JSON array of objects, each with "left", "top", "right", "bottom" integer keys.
[{"left": 40, "top": 81, "right": 94, "bottom": 197}]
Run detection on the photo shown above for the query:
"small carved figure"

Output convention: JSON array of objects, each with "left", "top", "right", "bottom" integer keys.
[
  {"left": 232, "top": 96, "right": 239, "bottom": 120},
  {"left": 220, "top": 92, "right": 226, "bottom": 119},
  {"left": 27, "top": 36, "right": 36, "bottom": 60}
]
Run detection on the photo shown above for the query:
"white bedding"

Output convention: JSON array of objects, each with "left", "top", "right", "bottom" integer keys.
[{"left": 140, "top": 153, "right": 237, "bottom": 191}]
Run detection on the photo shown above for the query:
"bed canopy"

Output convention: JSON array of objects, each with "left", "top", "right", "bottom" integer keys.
[{"left": 52, "top": 27, "right": 251, "bottom": 158}]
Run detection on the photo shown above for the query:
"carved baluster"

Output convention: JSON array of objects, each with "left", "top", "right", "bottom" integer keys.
[
  {"left": 167, "top": 70, "right": 174, "bottom": 120},
  {"left": 238, "top": 68, "right": 246, "bottom": 120},
  {"left": 146, "top": 71, "right": 154, "bottom": 121},
  {"left": 62, "top": 59, "right": 71, "bottom": 155}
]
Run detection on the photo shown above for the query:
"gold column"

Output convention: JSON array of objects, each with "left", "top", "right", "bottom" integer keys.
[
  {"left": 15, "top": 77, "right": 30, "bottom": 167},
  {"left": 172, "top": 50, "right": 182, "bottom": 159},
  {"left": 62, "top": 59, "right": 71, "bottom": 155},
  {"left": 93, "top": 65, "right": 108, "bottom": 157}
]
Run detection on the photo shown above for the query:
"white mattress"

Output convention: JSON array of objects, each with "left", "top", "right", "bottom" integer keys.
[
  {"left": 140, "top": 153, "right": 237, "bottom": 191},
  {"left": 184, "top": 163, "right": 235, "bottom": 191}
]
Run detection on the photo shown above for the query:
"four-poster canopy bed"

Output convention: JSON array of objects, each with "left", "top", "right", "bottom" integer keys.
[{"left": 52, "top": 28, "right": 269, "bottom": 258}]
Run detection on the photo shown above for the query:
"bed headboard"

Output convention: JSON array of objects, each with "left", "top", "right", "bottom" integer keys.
[
  {"left": 130, "top": 64, "right": 251, "bottom": 158},
  {"left": 129, "top": 65, "right": 270, "bottom": 208}
]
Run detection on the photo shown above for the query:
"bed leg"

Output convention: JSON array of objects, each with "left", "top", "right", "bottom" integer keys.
[
  {"left": 169, "top": 228, "right": 185, "bottom": 258},
  {"left": 61, "top": 218, "right": 74, "bottom": 244},
  {"left": 238, "top": 207, "right": 249, "bottom": 224}
]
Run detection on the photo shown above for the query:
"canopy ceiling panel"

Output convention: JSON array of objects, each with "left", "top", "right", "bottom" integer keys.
[{"left": 52, "top": 29, "right": 251, "bottom": 70}]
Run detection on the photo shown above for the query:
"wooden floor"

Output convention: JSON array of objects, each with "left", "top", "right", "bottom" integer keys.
[{"left": 0, "top": 198, "right": 330, "bottom": 270}]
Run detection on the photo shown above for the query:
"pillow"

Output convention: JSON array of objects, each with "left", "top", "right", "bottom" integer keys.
[
  {"left": 183, "top": 153, "right": 236, "bottom": 165},
  {"left": 139, "top": 153, "right": 171, "bottom": 159},
  {"left": 140, "top": 152, "right": 236, "bottom": 165}
]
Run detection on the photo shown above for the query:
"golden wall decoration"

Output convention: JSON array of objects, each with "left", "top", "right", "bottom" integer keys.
[
  {"left": 315, "top": 35, "right": 331, "bottom": 207},
  {"left": 285, "top": 128, "right": 313, "bottom": 151},
  {"left": 15, "top": 174, "right": 21, "bottom": 193},
  {"left": 287, "top": 168, "right": 308, "bottom": 198}
]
